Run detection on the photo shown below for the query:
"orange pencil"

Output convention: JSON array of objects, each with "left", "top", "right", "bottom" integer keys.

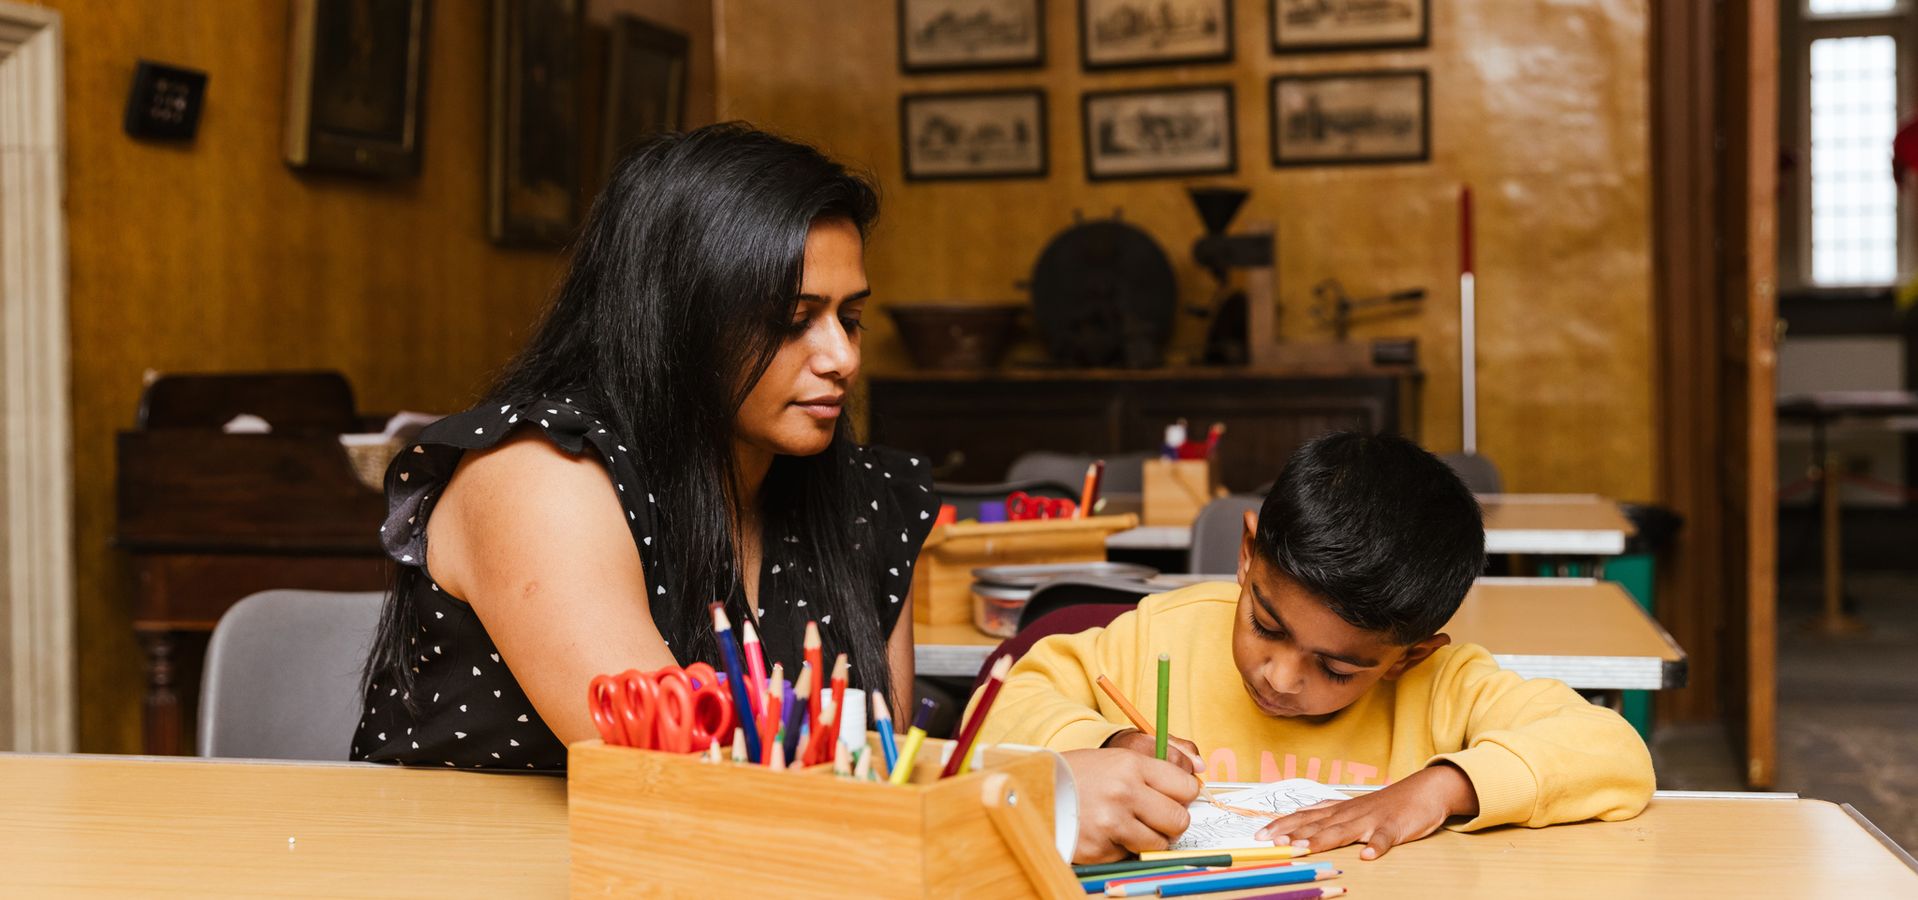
[
  {"left": 1096, "top": 675, "right": 1242, "bottom": 814},
  {"left": 1076, "top": 461, "right": 1103, "bottom": 519}
]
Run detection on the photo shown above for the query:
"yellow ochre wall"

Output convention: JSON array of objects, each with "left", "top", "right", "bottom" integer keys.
[{"left": 716, "top": 0, "right": 1656, "bottom": 501}]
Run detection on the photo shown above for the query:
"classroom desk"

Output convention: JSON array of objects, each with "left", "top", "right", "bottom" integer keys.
[
  {"left": 913, "top": 577, "right": 1686, "bottom": 691},
  {"left": 7, "top": 754, "right": 1914, "bottom": 896},
  {"left": 1105, "top": 494, "right": 1636, "bottom": 559}
]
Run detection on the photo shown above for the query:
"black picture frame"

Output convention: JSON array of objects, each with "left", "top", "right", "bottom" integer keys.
[
  {"left": 1270, "top": 0, "right": 1430, "bottom": 54},
  {"left": 1078, "top": 0, "right": 1234, "bottom": 72},
  {"left": 600, "top": 14, "right": 688, "bottom": 181},
  {"left": 1081, "top": 83, "right": 1237, "bottom": 181},
  {"left": 1269, "top": 70, "right": 1430, "bottom": 168},
  {"left": 283, "top": 0, "right": 431, "bottom": 177},
  {"left": 897, "top": 0, "right": 1046, "bottom": 73},
  {"left": 900, "top": 88, "right": 1050, "bottom": 182},
  {"left": 488, "top": 0, "right": 584, "bottom": 247}
]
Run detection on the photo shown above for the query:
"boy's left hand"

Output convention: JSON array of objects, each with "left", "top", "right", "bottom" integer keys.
[{"left": 1253, "top": 763, "right": 1479, "bottom": 860}]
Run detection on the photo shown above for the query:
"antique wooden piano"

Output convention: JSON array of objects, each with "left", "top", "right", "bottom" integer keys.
[{"left": 115, "top": 372, "right": 394, "bottom": 755}]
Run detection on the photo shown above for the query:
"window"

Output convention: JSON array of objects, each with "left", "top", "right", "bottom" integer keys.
[{"left": 1781, "top": 1, "right": 1915, "bottom": 288}]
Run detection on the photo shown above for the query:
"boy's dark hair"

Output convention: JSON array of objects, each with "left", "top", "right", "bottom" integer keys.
[{"left": 1254, "top": 432, "right": 1485, "bottom": 644}]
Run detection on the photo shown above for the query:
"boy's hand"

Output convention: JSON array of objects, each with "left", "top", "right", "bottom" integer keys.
[
  {"left": 1101, "top": 728, "right": 1206, "bottom": 775},
  {"left": 1060, "top": 747, "right": 1203, "bottom": 864},
  {"left": 1253, "top": 764, "right": 1479, "bottom": 860}
]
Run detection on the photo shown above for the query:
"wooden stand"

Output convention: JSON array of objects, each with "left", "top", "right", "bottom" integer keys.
[
  {"left": 1141, "top": 460, "right": 1222, "bottom": 526},
  {"left": 568, "top": 737, "right": 1082, "bottom": 898},
  {"left": 911, "top": 515, "right": 1138, "bottom": 627}
]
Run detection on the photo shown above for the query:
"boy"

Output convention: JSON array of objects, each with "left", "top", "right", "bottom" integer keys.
[{"left": 968, "top": 433, "right": 1654, "bottom": 864}]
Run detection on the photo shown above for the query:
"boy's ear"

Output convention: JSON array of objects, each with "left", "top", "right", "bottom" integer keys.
[
  {"left": 1236, "top": 510, "right": 1259, "bottom": 582},
  {"left": 1383, "top": 633, "right": 1452, "bottom": 680}
]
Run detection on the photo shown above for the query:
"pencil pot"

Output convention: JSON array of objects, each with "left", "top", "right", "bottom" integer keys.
[
  {"left": 911, "top": 514, "right": 1139, "bottom": 627},
  {"left": 568, "top": 736, "right": 1084, "bottom": 899},
  {"left": 1141, "top": 460, "right": 1222, "bottom": 526}
]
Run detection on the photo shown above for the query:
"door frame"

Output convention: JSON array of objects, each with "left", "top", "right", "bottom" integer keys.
[{"left": 0, "top": 1, "right": 75, "bottom": 753}]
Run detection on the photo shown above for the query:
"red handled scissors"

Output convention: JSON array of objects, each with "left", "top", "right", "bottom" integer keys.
[
  {"left": 589, "top": 662, "right": 734, "bottom": 753},
  {"left": 1006, "top": 491, "right": 1077, "bottom": 521}
]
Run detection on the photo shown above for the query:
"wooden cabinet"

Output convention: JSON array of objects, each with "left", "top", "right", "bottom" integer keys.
[{"left": 866, "top": 367, "right": 1418, "bottom": 491}]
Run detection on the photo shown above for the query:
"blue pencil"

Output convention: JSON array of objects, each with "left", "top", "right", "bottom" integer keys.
[
  {"left": 710, "top": 604, "right": 761, "bottom": 763},
  {"left": 872, "top": 691, "right": 900, "bottom": 774},
  {"left": 1117, "top": 865, "right": 1339, "bottom": 898}
]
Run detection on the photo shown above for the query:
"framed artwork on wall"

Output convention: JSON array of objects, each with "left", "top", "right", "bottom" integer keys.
[
  {"left": 283, "top": 0, "right": 431, "bottom": 177},
  {"left": 1079, "top": 0, "right": 1232, "bottom": 71},
  {"left": 1270, "top": 70, "right": 1429, "bottom": 167},
  {"left": 900, "top": 89, "right": 1048, "bottom": 181},
  {"left": 1081, "top": 83, "right": 1236, "bottom": 180},
  {"left": 600, "top": 14, "right": 687, "bottom": 180},
  {"left": 1271, "top": 0, "right": 1429, "bottom": 53},
  {"left": 489, "top": 0, "right": 583, "bottom": 247},
  {"left": 898, "top": 0, "right": 1045, "bottom": 73}
]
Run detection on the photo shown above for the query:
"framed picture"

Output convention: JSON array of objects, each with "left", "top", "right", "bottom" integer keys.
[
  {"left": 1270, "top": 70, "right": 1429, "bottom": 167},
  {"left": 1272, "top": 0, "right": 1429, "bottom": 53},
  {"left": 900, "top": 89, "right": 1048, "bottom": 181},
  {"left": 489, "top": 0, "right": 583, "bottom": 247},
  {"left": 600, "top": 15, "right": 687, "bottom": 179},
  {"left": 898, "top": 0, "right": 1045, "bottom": 73},
  {"left": 1082, "top": 84, "right": 1236, "bottom": 180},
  {"left": 1079, "top": 0, "right": 1232, "bottom": 70},
  {"left": 283, "top": 0, "right": 431, "bottom": 177}
]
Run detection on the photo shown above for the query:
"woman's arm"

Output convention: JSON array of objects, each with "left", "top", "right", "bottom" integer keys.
[
  {"left": 426, "top": 430, "right": 675, "bottom": 744},
  {"left": 886, "top": 586, "right": 916, "bottom": 721}
]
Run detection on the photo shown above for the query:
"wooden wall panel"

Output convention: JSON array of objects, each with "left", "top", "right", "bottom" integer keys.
[
  {"left": 30, "top": 0, "right": 570, "bottom": 752},
  {"left": 714, "top": 0, "right": 1657, "bottom": 502}
]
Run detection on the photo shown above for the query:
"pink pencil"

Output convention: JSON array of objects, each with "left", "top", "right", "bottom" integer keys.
[{"left": 742, "top": 620, "right": 768, "bottom": 717}]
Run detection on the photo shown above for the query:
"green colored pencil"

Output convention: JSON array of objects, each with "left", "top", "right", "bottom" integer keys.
[
  {"left": 1154, "top": 653, "right": 1170, "bottom": 761},
  {"left": 1074, "top": 856, "right": 1233, "bottom": 878}
]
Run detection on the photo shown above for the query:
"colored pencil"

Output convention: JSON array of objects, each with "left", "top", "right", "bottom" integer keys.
[
  {"left": 1131, "top": 866, "right": 1339, "bottom": 898},
  {"left": 1075, "top": 857, "right": 1233, "bottom": 878},
  {"left": 706, "top": 737, "right": 721, "bottom": 764},
  {"left": 804, "top": 620, "right": 824, "bottom": 725},
  {"left": 853, "top": 745, "right": 874, "bottom": 781},
  {"left": 888, "top": 698, "right": 935, "bottom": 785},
  {"left": 942, "top": 654, "right": 1011, "bottom": 777},
  {"left": 730, "top": 727, "right": 745, "bottom": 764},
  {"left": 742, "top": 620, "right": 769, "bottom": 717},
  {"left": 1104, "top": 863, "right": 1330, "bottom": 897},
  {"left": 1077, "top": 460, "right": 1104, "bottom": 519},
  {"left": 711, "top": 604, "right": 762, "bottom": 763},
  {"left": 837, "top": 687, "right": 868, "bottom": 760},
  {"left": 873, "top": 692, "right": 899, "bottom": 775},
  {"left": 808, "top": 691, "right": 838, "bottom": 766},
  {"left": 1154, "top": 653, "right": 1170, "bottom": 761},
  {"left": 1078, "top": 867, "right": 1199, "bottom": 893},
  {"left": 827, "top": 654, "right": 850, "bottom": 750},
  {"left": 782, "top": 662, "right": 812, "bottom": 765},
  {"left": 832, "top": 741, "right": 851, "bottom": 777},
  {"left": 761, "top": 671, "right": 783, "bottom": 767},
  {"left": 1095, "top": 674, "right": 1236, "bottom": 812},
  {"left": 1138, "top": 845, "right": 1308, "bottom": 864},
  {"left": 1234, "top": 887, "right": 1345, "bottom": 900},
  {"left": 768, "top": 736, "right": 786, "bottom": 770}
]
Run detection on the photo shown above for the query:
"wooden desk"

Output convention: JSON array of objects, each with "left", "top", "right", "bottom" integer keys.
[
  {"left": 914, "top": 578, "right": 1686, "bottom": 690},
  {"left": 1479, "top": 493, "right": 1635, "bottom": 556},
  {"left": 7, "top": 754, "right": 1913, "bottom": 896}
]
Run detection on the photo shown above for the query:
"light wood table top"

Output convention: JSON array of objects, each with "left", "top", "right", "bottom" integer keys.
[
  {"left": 1479, "top": 493, "right": 1636, "bottom": 555},
  {"left": 915, "top": 578, "right": 1684, "bottom": 689},
  {"left": 1, "top": 753, "right": 567, "bottom": 897},
  {"left": 6, "top": 754, "right": 1913, "bottom": 897}
]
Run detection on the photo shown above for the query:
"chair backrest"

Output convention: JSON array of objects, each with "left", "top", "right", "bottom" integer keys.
[
  {"left": 1006, "top": 451, "right": 1152, "bottom": 494},
  {"left": 137, "top": 371, "right": 359, "bottom": 433},
  {"left": 198, "top": 589, "right": 385, "bottom": 761},
  {"left": 968, "top": 603, "right": 1136, "bottom": 698},
  {"left": 1439, "top": 451, "right": 1504, "bottom": 494},
  {"left": 1187, "top": 495, "right": 1263, "bottom": 574},
  {"left": 1016, "top": 576, "right": 1153, "bottom": 633}
]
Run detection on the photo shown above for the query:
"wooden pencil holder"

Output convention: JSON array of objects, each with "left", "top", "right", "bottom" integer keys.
[
  {"left": 1142, "top": 459, "right": 1224, "bottom": 526},
  {"left": 911, "top": 514, "right": 1140, "bottom": 627},
  {"left": 568, "top": 736, "right": 1084, "bottom": 899}
]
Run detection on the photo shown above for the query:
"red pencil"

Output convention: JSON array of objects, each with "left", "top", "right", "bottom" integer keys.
[
  {"left": 942, "top": 654, "right": 1012, "bottom": 777},
  {"left": 804, "top": 621, "right": 824, "bottom": 726},
  {"left": 826, "top": 653, "right": 849, "bottom": 750},
  {"left": 742, "top": 620, "right": 768, "bottom": 718}
]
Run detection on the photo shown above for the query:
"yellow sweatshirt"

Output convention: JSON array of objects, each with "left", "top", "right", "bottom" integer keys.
[{"left": 969, "top": 582, "right": 1654, "bottom": 831}]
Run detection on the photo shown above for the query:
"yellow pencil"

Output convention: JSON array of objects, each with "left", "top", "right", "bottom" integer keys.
[
  {"left": 887, "top": 698, "right": 936, "bottom": 785},
  {"left": 1138, "top": 845, "right": 1309, "bottom": 864}
]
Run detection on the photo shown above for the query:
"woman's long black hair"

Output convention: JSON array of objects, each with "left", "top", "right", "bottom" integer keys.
[{"left": 364, "top": 123, "right": 892, "bottom": 709}]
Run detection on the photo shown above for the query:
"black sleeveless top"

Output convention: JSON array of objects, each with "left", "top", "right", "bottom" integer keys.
[{"left": 350, "top": 396, "right": 939, "bottom": 770}]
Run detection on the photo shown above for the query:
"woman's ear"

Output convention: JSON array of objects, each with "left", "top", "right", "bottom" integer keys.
[
  {"left": 1383, "top": 633, "right": 1453, "bottom": 680},
  {"left": 1237, "top": 509, "right": 1259, "bottom": 582}
]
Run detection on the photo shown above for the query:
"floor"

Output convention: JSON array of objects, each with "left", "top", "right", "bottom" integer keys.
[{"left": 1650, "top": 570, "right": 1918, "bottom": 853}]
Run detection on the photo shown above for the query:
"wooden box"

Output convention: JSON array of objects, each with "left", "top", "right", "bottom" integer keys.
[
  {"left": 568, "top": 737, "right": 1082, "bottom": 898},
  {"left": 1142, "top": 460, "right": 1223, "bottom": 526},
  {"left": 910, "top": 515, "right": 1139, "bottom": 627}
]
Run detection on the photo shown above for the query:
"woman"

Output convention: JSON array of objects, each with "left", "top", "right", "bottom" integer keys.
[{"left": 353, "top": 124, "right": 936, "bottom": 769}]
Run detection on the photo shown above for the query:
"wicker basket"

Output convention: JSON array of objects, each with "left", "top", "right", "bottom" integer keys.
[{"left": 340, "top": 435, "right": 403, "bottom": 492}]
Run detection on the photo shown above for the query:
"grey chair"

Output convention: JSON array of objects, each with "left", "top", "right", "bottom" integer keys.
[
  {"left": 1187, "top": 495, "right": 1264, "bottom": 574},
  {"left": 1007, "top": 451, "right": 1153, "bottom": 494},
  {"left": 198, "top": 589, "right": 384, "bottom": 761},
  {"left": 1439, "top": 451, "right": 1505, "bottom": 494}
]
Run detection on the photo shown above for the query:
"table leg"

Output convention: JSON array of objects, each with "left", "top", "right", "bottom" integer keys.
[
  {"left": 140, "top": 631, "right": 185, "bottom": 755},
  {"left": 1814, "top": 439, "right": 1866, "bottom": 635}
]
